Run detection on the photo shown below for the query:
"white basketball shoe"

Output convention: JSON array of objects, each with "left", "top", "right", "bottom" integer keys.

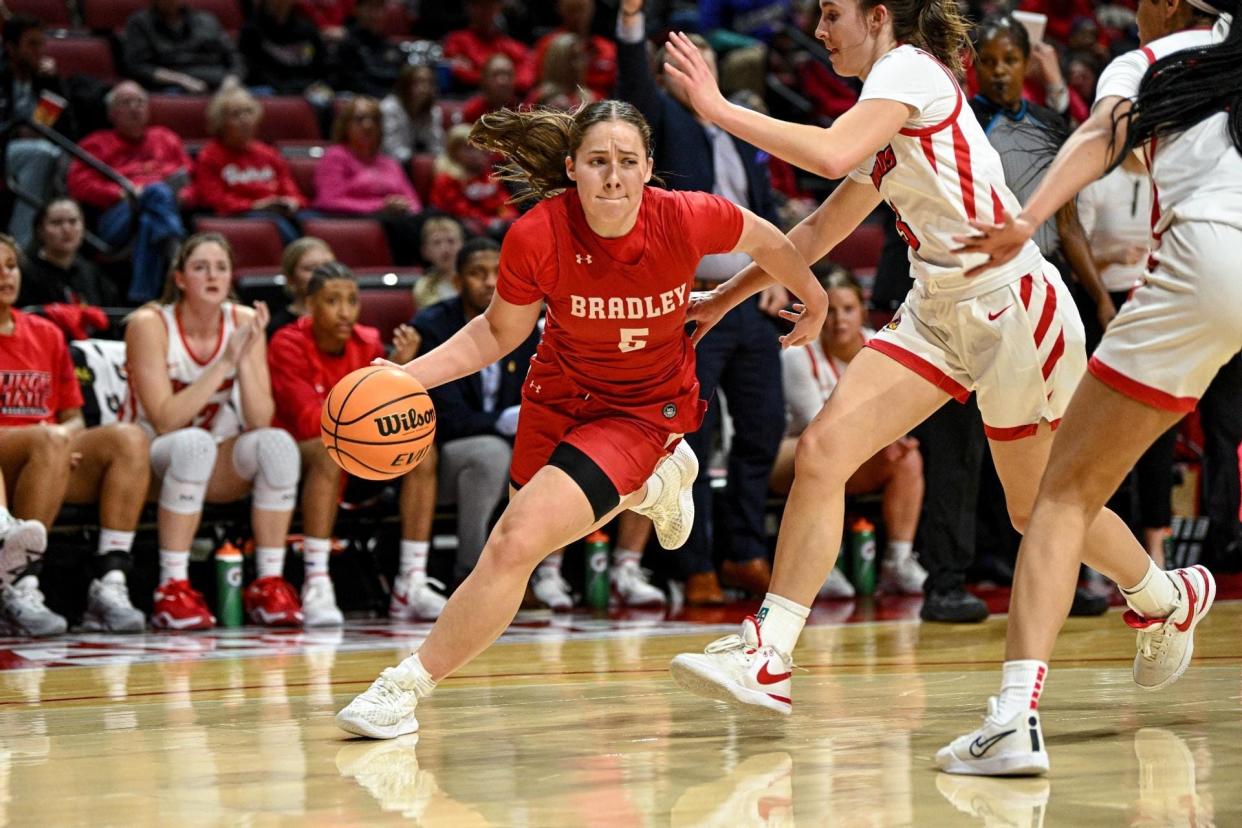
[
  {"left": 633, "top": 440, "right": 698, "bottom": 550},
  {"left": 389, "top": 572, "right": 446, "bottom": 621},
  {"left": 1125, "top": 565, "right": 1215, "bottom": 691},
  {"left": 611, "top": 559, "right": 666, "bottom": 607},
  {"left": 936, "top": 697, "right": 1049, "bottom": 776},
  {"left": 669, "top": 616, "right": 793, "bottom": 715},
  {"left": 336, "top": 653, "right": 431, "bottom": 739},
  {"left": 302, "top": 575, "right": 345, "bottom": 627},
  {"left": 82, "top": 570, "right": 145, "bottom": 632},
  {"left": 530, "top": 567, "right": 574, "bottom": 611},
  {"left": 0, "top": 576, "right": 66, "bottom": 637},
  {"left": 819, "top": 566, "right": 855, "bottom": 599}
]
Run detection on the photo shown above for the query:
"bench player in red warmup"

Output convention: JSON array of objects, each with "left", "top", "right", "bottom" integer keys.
[
  {"left": 940, "top": 0, "right": 1238, "bottom": 775},
  {"left": 336, "top": 99, "right": 827, "bottom": 739},
  {"left": 659, "top": 0, "right": 1210, "bottom": 745}
]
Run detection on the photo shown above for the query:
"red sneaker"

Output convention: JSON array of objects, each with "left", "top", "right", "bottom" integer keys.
[
  {"left": 152, "top": 579, "right": 215, "bottom": 631},
  {"left": 244, "top": 576, "right": 303, "bottom": 626}
]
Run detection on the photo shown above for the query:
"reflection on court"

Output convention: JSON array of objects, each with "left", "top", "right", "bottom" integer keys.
[{"left": 0, "top": 601, "right": 1239, "bottom": 825}]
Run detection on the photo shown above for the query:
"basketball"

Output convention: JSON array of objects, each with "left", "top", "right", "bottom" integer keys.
[{"left": 320, "top": 366, "right": 436, "bottom": 481}]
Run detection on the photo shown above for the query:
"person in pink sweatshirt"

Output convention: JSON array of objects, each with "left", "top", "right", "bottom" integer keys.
[{"left": 312, "top": 95, "right": 424, "bottom": 265}]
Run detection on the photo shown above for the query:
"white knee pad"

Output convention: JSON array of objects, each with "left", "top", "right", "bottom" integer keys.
[
  {"left": 150, "top": 428, "right": 217, "bottom": 515},
  {"left": 233, "top": 428, "right": 300, "bottom": 511}
]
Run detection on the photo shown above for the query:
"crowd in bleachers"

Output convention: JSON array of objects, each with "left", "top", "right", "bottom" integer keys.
[{"left": 0, "top": 0, "right": 1238, "bottom": 635}]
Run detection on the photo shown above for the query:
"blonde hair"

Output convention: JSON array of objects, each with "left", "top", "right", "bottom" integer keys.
[
  {"left": 434, "top": 123, "right": 474, "bottom": 180},
  {"left": 420, "top": 215, "right": 464, "bottom": 244},
  {"left": 206, "top": 81, "right": 261, "bottom": 137}
]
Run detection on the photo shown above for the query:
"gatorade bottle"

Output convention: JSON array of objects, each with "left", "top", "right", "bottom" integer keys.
[
  {"left": 584, "top": 531, "right": 610, "bottom": 610},
  {"left": 849, "top": 517, "right": 877, "bottom": 596},
  {"left": 215, "top": 541, "right": 244, "bottom": 627}
]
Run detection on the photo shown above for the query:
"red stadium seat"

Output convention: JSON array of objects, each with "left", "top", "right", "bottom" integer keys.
[
  {"left": 286, "top": 156, "right": 317, "bottom": 202},
  {"left": 195, "top": 217, "right": 285, "bottom": 274},
  {"left": 302, "top": 218, "right": 393, "bottom": 269},
  {"left": 409, "top": 154, "right": 434, "bottom": 206},
  {"left": 185, "top": 0, "right": 243, "bottom": 33},
  {"left": 81, "top": 0, "right": 146, "bottom": 32},
  {"left": 828, "top": 222, "right": 885, "bottom": 273},
  {"left": 381, "top": 1, "right": 413, "bottom": 39},
  {"left": 10, "top": 0, "right": 73, "bottom": 27},
  {"left": 358, "top": 288, "right": 415, "bottom": 345},
  {"left": 257, "top": 97, "right": 322, "bottom": 144},
  {"left": 44, "top": 35, "right": 117, "bottom": 82},
  {"left": 148, "top": 94, "right": 211, "bottom": 141}
]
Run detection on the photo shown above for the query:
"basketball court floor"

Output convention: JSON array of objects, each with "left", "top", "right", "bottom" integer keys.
[{"left": 1, "top": 581, "right": 1239, "bottom": 826}]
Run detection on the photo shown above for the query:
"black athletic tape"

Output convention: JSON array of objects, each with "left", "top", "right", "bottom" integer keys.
[{"left": 547, "top": 442, "right": 621, "bottom": 522}]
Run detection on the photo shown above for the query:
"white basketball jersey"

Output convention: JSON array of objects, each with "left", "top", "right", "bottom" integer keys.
[
  {"left": 129, "top": 303, "right": 244, "bottom": 441},
  {"left": 1095, "top": 23, "right": 1242, "bottom": 237},
  {"left": 848, "top": 45, "right": 1044, "bottom": 295}
]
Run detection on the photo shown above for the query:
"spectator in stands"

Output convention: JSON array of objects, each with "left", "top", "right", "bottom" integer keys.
[
  {"left": 336, "top": 0, "right": 405, "bottom": 98},
  {"left": 526, "top": 33, "right": 597, "bottom": 111},
  {"left": 194, "top": 83, "right": 308, "bottom": 244},
  {"left": 122, "top": 0, "right": 245, "bottom": 94},
  {"left": 412, "top": 215, "right": 462, "bottom": 310},
  {"left": 125, "top": 233, "right": 306, "bottom": 629},
  {"left": 443, "top": 0, "right": 535, "bottom": 94},
  {"left": 460, "top": 54, "right": 519, "bottom": 124},
  {"left": 240, "top": 0, "right": 332, "bottom": 97},
  {"left": 312, "top": 95, "right": 424, "bottom": 266},
  {"left": 1015, "top": 0, "right": 1096, "bottom": 45},
  {"left": 267, "top": 261, "right": 446, "bottom": 620},
  {"left": 773, "top": 267, "right": 926, "bottom": 598},
  {"left": 409, "top": 237, "right": 540, "bottom": 586},
  {"left": 268, "top": 236, "right": 335, "bottom": 336},
  {"left": 381, "top": 64, "right": 446, "bottom": 163},
  {"left": 428, "top": 124, "right": 517, "bottom": 238},
  {"left": 69, "top": 81, "right": 190, "bottom": 303},
  {"left": 782, "top": 0, "right": 857, "bottom": 121},
  {"left": 0, "top": 234, "right": 151, "bottom": 635},
  {"left": 700, "top": 0, "right": 793, "bottom": 49},
  {"left": 0, "top": 15, "right": 76, "bottom": 248},
  {"left": 298, "top": 0, "right": 355, "bottom": 41},
  {"left": 533, "top": 0, "right": 617, "bottom": 99},
  {"left": 18, "top": 198, "right": 119, "bottom": 309},
  {"left": 617, "top": 0, "right": 785, "bottom": 606}
]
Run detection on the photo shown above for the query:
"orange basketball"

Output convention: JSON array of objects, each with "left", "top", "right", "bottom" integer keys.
[{"left": 320, "top": 366, "right": 436, "bottom": 481}]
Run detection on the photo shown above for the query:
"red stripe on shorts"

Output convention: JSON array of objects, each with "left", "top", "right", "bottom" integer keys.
[
  {"left": 1033, "top": 276, "right": 1057, "bottom": 346},
  {"left": 1088, "top": 357, "right": 1198, "bottom": 413},
  {"left": 866, "top": 338, "right": 970, "bottom": 403},
  {"left": 1042, "top": 330, "right": 1066, "bottom": 380},
  {"left": 1020, "top": 274, "right": 1033, "bottom": 309}
]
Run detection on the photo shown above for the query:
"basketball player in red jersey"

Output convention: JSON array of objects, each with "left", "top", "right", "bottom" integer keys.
[{"left": 337, "top": 99, "right": 827, "bottom": 739}]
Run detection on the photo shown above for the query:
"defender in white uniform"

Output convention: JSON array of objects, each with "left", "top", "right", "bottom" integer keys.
[
  {"left": 941, "top": 0, "right": 1235, "bottom": 777},
  {"left": 658, "top": 0, "right": 1152, "bottom": 732}
]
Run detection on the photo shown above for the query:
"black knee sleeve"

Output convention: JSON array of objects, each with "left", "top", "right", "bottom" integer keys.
[{"left": 547, "top": 443, "right": 621, "bottom": 522}]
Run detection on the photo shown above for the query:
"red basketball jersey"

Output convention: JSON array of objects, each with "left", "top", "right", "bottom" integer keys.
[{"left": 496, "top": 187, "right": 743, "bottom": 434}]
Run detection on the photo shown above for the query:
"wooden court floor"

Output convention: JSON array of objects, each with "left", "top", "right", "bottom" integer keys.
[{"left": 0, "top": 597, "right": 1238, "bottom": 826}]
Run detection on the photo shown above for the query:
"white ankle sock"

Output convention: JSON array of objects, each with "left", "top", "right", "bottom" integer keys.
[
  {"left": 614, "top": 547, "right": 642, "bottom": 567},
  {"left": 159, "top": 549, "right": 189, "bottom": 584},
  {"left": 400, "top": 540, "right": 429, "bottom": 578},
  {"left": 537, "top": 552, "right": 563, "bottom": 575},
  {"left": 0, "top": 506, "right": 15, "bottom": 535},
  {"left": 635, "top": 475, "right": 662, "bottom": 510},
  {"left": 97, "top": 528, "right": 135, "bottom": 556},
  {"left": 756, "top": 592, "right": 810, "bottom": 655},
  {"left": 995, "top": 659, "right": 1048, "bottom": 721},
  {"left": 1121, "top": 559, "right": 1178, "bottom": 618},
  {"left": 885, "top": 540, "right": 913, "bottom": 565},
  {"left": 256, "top": 546, "right": 285, "bottom": 579},
  {"left": 303, "top": 537, "right": 331, "bottom": 578},
  {"left": 399, "top": 652, "right": 439, "bottom": 694}
]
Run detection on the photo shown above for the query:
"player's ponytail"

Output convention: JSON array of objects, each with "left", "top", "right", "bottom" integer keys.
[
  {"left": 863, "top": 0, "right": 974, "bottom": 78},
  {"left": 1109, "top": 2, "right": 1241, "bottom": 167},
  {"left": 470, "top": 99, "right": 655, "bottom": 204}
]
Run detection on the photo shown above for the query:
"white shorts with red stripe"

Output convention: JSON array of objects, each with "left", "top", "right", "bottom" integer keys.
[
  {"left": 1090, "top": 221, "right": 1242, "bottom": 413},
  {"left": 868, "top": 261, "right": 1086, "bottom": 440}
]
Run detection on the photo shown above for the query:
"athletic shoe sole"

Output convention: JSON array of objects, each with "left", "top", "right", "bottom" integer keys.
[
  {"left": 936, "top": 749, "right": 1050, "bottom": 777},
  {"left": 1137, "top": 565, "right": 1216, "bottom": 692},
  {"left": 655, "top": 444, "right": 698, "bottom": 551},
  {"left": 151, "top": 612, "right": 213, "bottom": 631},
  {"left": 668, "top": 655, "right": 791, "bottom": 715},
  {"left": 335, "top": 709, "right": 420, "bottom": 740},
  {"left": 81, "top": 614, "right": 145, "bottom": 633}
]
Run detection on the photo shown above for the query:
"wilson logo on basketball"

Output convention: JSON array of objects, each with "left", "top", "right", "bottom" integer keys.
[{"left": 374, "top": 407, "right": 436, "bottom": 437}]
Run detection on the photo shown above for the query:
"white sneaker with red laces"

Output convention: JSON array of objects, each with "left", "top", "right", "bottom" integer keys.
[
  {"left": 1125, "top": 565, "right": 1216, "bottom": 691},
  {"left": 388, "top": 572, "right": 446, "bottom": 621},
  {"left": 669, "top": 616, "right": 793, "bottom": 715},
  {"left": 151, "top": 579, "right": 215, "bottom": 630}
]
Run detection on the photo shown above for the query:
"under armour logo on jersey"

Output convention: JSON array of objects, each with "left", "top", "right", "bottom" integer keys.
[
  {"left": 530, "top": 383, "right": 542, "bottom": 394},
  {"left": 576, "top": 253, "right": 592, "bottom": 265}
]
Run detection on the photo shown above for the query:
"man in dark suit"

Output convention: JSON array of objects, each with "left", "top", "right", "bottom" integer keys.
[
  {"left": 616, "top": 0, "right": 786, "bottom": 605},
  {"left": 412, "top": 237, "right": 538, "bottom": 583}
]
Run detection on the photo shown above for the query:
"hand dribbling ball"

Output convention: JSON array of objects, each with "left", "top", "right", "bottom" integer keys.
[{"left": 320, "top": 366, "right": 436, "bottom": 480}]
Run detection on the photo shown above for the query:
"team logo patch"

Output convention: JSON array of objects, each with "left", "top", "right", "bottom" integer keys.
[
  {"left": 662, "top": 403, "right": 677, "bottom": 419},
  {"left": 884, "top": 313, "right": 902, "bottom": 331}
]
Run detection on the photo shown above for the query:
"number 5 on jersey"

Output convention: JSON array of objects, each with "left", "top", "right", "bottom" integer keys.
[{"left": 619, "top": 327, "right": 649, "bottom": 352}]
